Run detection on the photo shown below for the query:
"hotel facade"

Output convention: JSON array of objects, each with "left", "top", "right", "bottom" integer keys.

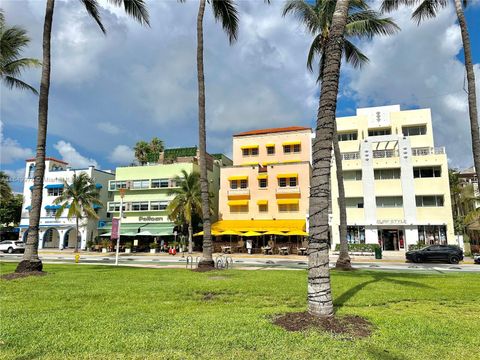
[{"left": 330, "top": 105, "right": 455, "bottom": 251}]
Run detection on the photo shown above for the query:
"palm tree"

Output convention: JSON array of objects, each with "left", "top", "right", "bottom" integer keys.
[
  {"left": 187, "top": 0, "right": 239, "bottom": 269},
  {"left": 0, "top": 171, "right": 12, "bottom": 201},
  {"left": 381, "top": 0, "right": 480, "bottom": 197},
  {"left": 16, "top": 0, "right": 149, "bottom": 273},
  {"left": 134, "top": 140, "right": 150, "bottom": 165},
  {"left": 0, "top": 9, "right": 40, "bottom": 94},
  {"left": 53, "top": 173, "right": 102, "bottom": 252},
  {"left": 284, "top": 0, "right": 398, "bottom": 270},
  {"left": 167, "top": 170, "right": 203, "bottom": 254},
  {"left": 148, "top": 137, "right": 164, "bottom": 163}
]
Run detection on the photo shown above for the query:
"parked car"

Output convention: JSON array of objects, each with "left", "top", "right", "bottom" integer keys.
[
  {"left": 0, "top": 240, "right": 25, "bottom": 254},
  {"left": 474, "top": 254, "right": 480, "bottom": 264},
  {"left": 406, "top": 245, "right": 463, "bottom": 264}
]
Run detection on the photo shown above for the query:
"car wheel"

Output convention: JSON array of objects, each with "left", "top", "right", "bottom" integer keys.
[
  {"left": 7, "top": 247, "right": 14, "bottom": 254},
  {"left": 449, "top": 256, "right": 459, "bottom": 264},
  {"left": 413, "top": 255, "right": 421, "bottom": 263}
]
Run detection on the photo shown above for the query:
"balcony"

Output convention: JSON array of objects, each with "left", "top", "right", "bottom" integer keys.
[
  {"left": 341, "top": 152, "right": 360, "bottom": 160},
  {"left": 276, "top": 186, "right": 300, "bottom": 195},
  {"left": 227, "top": 188, "right": 250, "bottom": 197},
  {"left": 373, "top": 149, "right": 399, "bottom": 159},
  {"left": 412, "top": 147, "right": 445, "bottom": 156}
]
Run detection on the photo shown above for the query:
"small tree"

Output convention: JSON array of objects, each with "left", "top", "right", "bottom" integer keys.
[
  {"left": 134, "top": 140, "right": 150, "bottom": 165},
  {"left": 54, "top": 173, "right": 102, "bottom": 252}
]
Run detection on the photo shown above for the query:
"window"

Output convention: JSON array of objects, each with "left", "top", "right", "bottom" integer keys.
[
  {"left": 278, "top": 177, "right": 297, "bottom": 187},
  {"left": 289, "top": 177, "right": 297, "bottom": 187},
  {"left": 413, "top": 167, "right": 441, "bottom": 178},
  {"left": 402, "top": 125, "right": 427, "bottom": 136},
  {"left": 28, "top": 164, "right": 35, "bottom": 179},
  {"left": 345, "top": 197, "right": 364, "bottom": 208},
  {"left": 283, "top": 145, "right": 291, "bottom": 154},
  {"left": 278, "top": 204, "right": 299, "bottom": 212},
  {"left": 416, "top": 195, "right": 444, "bottom": 207},
  {"left": 283, "top": 144, "right": 301, "bottom": 154},
  {"left": 132, "top": 180, "right": 149, "bottom": 189},
  {"left": 258, "top": 179, "right": 268, "bottom": 188},
  {"left": 374, "top": 168, "right": 401, "bottom": 180},
  {"left": 251, "top": 148, "right": 258, "bottom": 156},
  {"left": 45, "top": 209, "right": 55, "bottom": 217},
  {"left": 266, "top": 146, "right": 275, "bottom": 155},
  {"left": 151, "top": 201, "right": 168, "bottom": 210},
  {"left": 240, "top": 179, "right": 248, "bottom": 189},
  {"left": 417, "top": 225, "right": 447, "bottom": 245},
  {"left": 368, "top": 128, "right": 391, "bottom": 137},
  {"left": 242, "top": 147, "right": 258, "bottom": 156},
  {"left": 110, "top": 181, "right": 127, "bottom": 190},
  {"left": 151, "top": 179, "right": 169, "bottom": 188},
  {"left": 259, "top": 204, "right": 268, "bottom": 212},
  {"left": 343, "top": 170, "right": 362, "bottom": 181},
  {"left": 346, "top": 226, "right": 365, "bottom": 244},
  {"left": 293, "top": 144, "right": 301, "bottom": 153},
  {"left": 230, "top": 180, "right": 238, "bottom": 189},
  {"left": 132, "top": 202, "right": 149, "bottom": 211},
  {"left": 108, "top": 202, "right": 125, "bottom": 212},
  {"left": 230, "top": 205, "right": 248, "bottom": 213},
  {"left": 338, "top": 131, "right": 358, "bottom": 141},
  {"left": 47, "top": 188, "right": 63, "bottom": 196},
  {"left": 376, "top": 196, "right": 403, "bottom": 207},
  {"left": 242, "top": 148, "right": 249, "bottom": 156}
]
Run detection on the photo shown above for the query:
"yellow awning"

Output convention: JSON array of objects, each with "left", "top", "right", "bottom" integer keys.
[
  {"left": 262, "top": 161, "right": 278, "bottom": 166},
  {"left": 282, "top": 141, "right": 301, "bottom": 146},
  {"left": 242, "top": 162, "right": 259, "bottom": 166},
  {"left": 277, "top": 199, "right": 299, "bottom": 205},
  {"left": 240, "top": 144, "right": 259, "bottom": 150},
  {"left": 228, "top": 175, "right": 248, "bottom": 181},
  {"left": 257, "top": 200, "right": 268, "bottom": 205},
  {"left": 283, "top": 159, "right": 301, "bottom": 163},
  {"left": 277, "top": 173, "right": 298, "bottom": 179},
  {"left": 227, "top": 200, "right": 249, "bottom": 206},
  {"left": 257, "top": 174, "right": 268, "bottom": 180},
  {"left": 265, "top": 143, "right": 275, "bottom": 147},
  {"left": 212, "top": 219, "right": 306, "bottom": 233}
]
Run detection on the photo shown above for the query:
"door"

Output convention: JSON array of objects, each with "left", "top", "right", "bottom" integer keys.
[{"left": 424, "top": 246, "right": 443, "bottom": 261}]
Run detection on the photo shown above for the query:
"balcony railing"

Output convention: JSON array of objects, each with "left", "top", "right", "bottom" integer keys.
[
  {"left": 341, "top": 152, "right": 360, "bottom": 160},
  {"left": 227, "top": 188, "right": 250, "bottom": 197},
  {"left": 276, "top": 186, "right": 300, "bottom": 194},
  {"left": 373, "top": 149, "right": 399, "bottom": 158},
  {"left": 412, "top": 147, "right": 445, "bottom": 156}
]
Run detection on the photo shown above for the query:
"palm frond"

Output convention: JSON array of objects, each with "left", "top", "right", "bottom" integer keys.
[
  {"left": 2, "top": 75, "right": 38, "bottom": 94},
  {"left": 211, "top": 0, "right": 239, "bottom": 44},
  {"left": 380, "top": 0, "right": 418, "bottom": 14},
  {"left": 306, "top": 34, "right": 325, "bottom": 73},
  {"left": 2, "top": 58, "right": 41, "bottom": 76},
  {"left": 80, "top": 0, "right": 107, "bottom": 34},
  {"left": 282, "top": 0, "right": 319, "bottom": 35},
  {"left": 346, "top": 10, "right": 400, "bottom": 39},
  {"left": 411, "top": 0, "right": 448, "bottom": 25},
  {"left": 108, "top": 0, "right": 150, "bottom": 26},
  {"left": 344, "top": 39, "right": 369, "bottom": 69}
]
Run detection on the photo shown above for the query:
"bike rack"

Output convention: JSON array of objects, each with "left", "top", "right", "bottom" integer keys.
[{"left": 214, "top": 255, "right": 234, "bottom": 270}]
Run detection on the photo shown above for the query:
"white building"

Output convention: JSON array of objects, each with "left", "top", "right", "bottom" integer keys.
[{"left": 19, "top": 157, "right": 114, "bottom": 250}]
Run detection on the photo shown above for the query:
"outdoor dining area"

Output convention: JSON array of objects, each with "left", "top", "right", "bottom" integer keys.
[{"left": 194, "top": 219, "right": 309, "bottom": 256}]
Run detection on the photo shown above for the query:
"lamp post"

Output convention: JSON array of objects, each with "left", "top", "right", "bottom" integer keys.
[{"left": 115, "top": 188, "right": 126, "bottom": 266}]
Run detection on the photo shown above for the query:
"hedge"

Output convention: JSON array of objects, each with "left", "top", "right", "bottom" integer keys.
[{"left": 334, "top": 243, "right": 380, "bottom": 252}]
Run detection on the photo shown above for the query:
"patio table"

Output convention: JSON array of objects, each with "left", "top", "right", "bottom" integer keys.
[
  {"left": 221, "top": 246, "right": 232, "bottom": 254},
  {"left": 298, "top": 247, "right": 307, "bottom": 256}
]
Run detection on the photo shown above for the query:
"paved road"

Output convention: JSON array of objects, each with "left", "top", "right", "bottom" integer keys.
[{"left": 1, "top": 253, "right": 479, "bottom": 272}]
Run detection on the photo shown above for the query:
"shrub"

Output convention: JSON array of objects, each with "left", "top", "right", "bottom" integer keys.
[
  {"left": 334, "top": 243, "right": 380, "bottom": 252},
  {"left": 125, "top": 242, "right": 133, "bottom": 249}
]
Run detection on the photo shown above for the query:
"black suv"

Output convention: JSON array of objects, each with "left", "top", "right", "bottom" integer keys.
[{"left": 406, "top": 245, "right": 463, "bottom": 264}]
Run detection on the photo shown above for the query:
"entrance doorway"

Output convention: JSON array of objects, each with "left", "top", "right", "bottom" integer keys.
[{"left": 378, "top": 229, "right": 404, "bottom": 251}]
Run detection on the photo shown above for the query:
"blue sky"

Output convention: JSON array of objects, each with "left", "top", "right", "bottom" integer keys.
[{"left": 1, "top": 0, "right": 480, "bottom": 192}]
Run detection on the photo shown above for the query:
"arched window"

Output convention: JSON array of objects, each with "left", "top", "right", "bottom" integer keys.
[{"left": 28, "top": 164, "right": 35, "bottom": 178}]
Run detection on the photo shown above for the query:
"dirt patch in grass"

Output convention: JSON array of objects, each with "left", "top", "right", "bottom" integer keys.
[
  {"left": 1, "top": 271, "right": 47, "bottom": 281},
  {"left": 208, "top": 275, "right": 228, "bottom": 280},
  {"left": 273, "top": 312, "right": 372, "bottom": 338},
  {"left": 202, "top": 292, "right": 217, "bottom": 301},
  {"left": 192, "top": 267, "right": 216, "bottom": 273}
]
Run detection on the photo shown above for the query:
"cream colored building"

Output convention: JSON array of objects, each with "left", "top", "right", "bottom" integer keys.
[
  {"left": 213, "top": 126, "right": 312, "bottom": 233},
  {"left": 331, "top": 105, "right": 455, "bottom": 251}
]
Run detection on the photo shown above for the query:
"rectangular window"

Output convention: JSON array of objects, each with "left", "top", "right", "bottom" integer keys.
[
  {"left": 278, "top": 204, "right": 299, "bottom": 212},
  {"left": 293, "top": 144, "right": 301, "bottom": 153},
  {"left": 376, "top": 196, "right": 403, "bottom": 207},
  {"left": 346, "top": 226, "right": 365, "bottom": 244},
  {"left": 343, "top": 170, "right": 362, "bottom": 181},
  {"left": 368, "top": 128, "right": 391, "bottom": 137},
  {"left": 259, "top": 179, "right": 268, "bottom": 188},
  {"left": 47, "top": 188, "right": 63, "bottom": 196},
  {"left": 230, "top": 205, "right": 248, "bottom": 213},
  {"left": 110, "top": 181, "right": 127, "bottom": 190},
  {"left": 289, "top": 177, "right": 297, "bottom": 187},
  {"left": 108, "top": 202, "right": 125, "bottom": 212},
  {"left": 283, "top": 145, "right": 291, "bottom": 154},
  {"left": 242, "top": 148, "right": 258, "bottom": 156},
  {"left": 416, "top": 195, "right": 444, "bottom": 207},
  {"left": 240, "top": 179, "right": 248, "bottom": 189},
  {"left": 230, "top": 180, "right": 238, "bottom": 189},
  {"left": 345, "top": 197, "right": 364, "bottom": 208},
  {"left": 266, "top": 146, "right": 275, "bottom": 155},
  {"left": 374, "top": 168, "right": 401, "bottom": 180},
  {"left": 151, "top": 179, "right": 169, "bottom": 188},
  {"left": 417, "top": 225, "right": 447, "bottom": 245},
  {"left": 259, "top": 204, "right": 268, "bottom": 212},
  {"left": 279, "top": 178, "right": 287, "bottom": 187},
  {"left": 131, "top": 202, "right": 149, "bottom": 211},
  {"left": 150, "top": 201, "right": 168, "bottom": 210},
  {"left": 413, "top": 166, "right": 441, "bottom": 178},
  {"left": 132, "top": 180, "right": 149, "bottom": 189},
  {"left": 402, "top": 125, "right": 427, "bottom": 136},
  {"left": 251, "top": 148, "right": 258, "bottom": 156},
  {"left": 338, "top": 131, "right": 358, "bottom": 141},
  {"left": 242, "top": 148, "right": 249, "bottom": 156}
]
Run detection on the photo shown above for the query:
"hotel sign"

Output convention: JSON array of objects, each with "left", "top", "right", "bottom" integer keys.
[
  {"left": 377, "top": 219, "right": 407, "bottom": 225},
  {"left": 138, "top": 216, "right": 164, "bottom": 222}
]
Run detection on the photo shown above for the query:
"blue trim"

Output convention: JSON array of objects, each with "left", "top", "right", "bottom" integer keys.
[
  {"left": 29, "top": 186, "right": 34, "bottom": 190},
  {"left": 93, "top": 204, "right": 102, "bottom": 209},
  {"left": 45, "top": 205, "right": 61, "bottom": 210},
  {"left": 45, "top": 184, "right": 64, "bottom": 189},
  {"left": 95, "top": 183, "right": 102, "bottom": 189},
  {"left": 25, "top": 205, "right": 32, "bottom": 210}
]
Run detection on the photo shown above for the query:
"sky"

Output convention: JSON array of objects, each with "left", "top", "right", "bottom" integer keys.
[{"left": 1, "top": 0, "right": 480, "bottom": 192}]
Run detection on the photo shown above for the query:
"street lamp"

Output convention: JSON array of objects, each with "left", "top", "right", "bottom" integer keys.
[{"left": 115, "top": 188, "right": 126, "bottom": 266}]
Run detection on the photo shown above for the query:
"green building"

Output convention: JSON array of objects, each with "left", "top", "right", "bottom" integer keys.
[{"left": 99, "top": 147, "right": 231, "bottom": 249}]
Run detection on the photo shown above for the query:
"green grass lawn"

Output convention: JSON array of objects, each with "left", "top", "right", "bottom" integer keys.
[{"left": 1, "top": 263, "right": 478, "bottom": 360}]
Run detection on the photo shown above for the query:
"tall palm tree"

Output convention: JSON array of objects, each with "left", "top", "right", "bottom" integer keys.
[
  {"left": 167, "top": 170, "right": 203, "bottom": 254},
  {"left": 284, "top": 0, "right": 398, "bottom": 270},
  {"left": 16, "top": 0, "right": 149, "bottom": 273},
  {"left": 0, "top": 171, "right": 12, "bottom": 201},
  {"left": 381, "top": 0, "right": 480, "bottom": 195},
  {"left": 134, "top": 140, "right": 150, "bottom": 165},
  {"left": 188, "top": 0, "right": 239, "bottom": 269},
  {"left": 0, "top": 9, "right": 40, "bottom": 94},
  {"left": 148, "top": 137, "right": 164, "bottom": 163},
  {"left": 53, "top": 173, "right": 102, "bottom": 252}
]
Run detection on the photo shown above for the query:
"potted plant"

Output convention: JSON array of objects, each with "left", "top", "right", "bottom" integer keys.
[
  {"left": 86, "top": 240, "right": 94, "bottom": 251},
  {"left": 125, "top": 241, "right": 133, "bottom": 254},
  {"left": 101, "top": 238, "right": 110, "bottom": 253},
  {"left": 149, "top": 242, "right": 157, "bottom": 254}
]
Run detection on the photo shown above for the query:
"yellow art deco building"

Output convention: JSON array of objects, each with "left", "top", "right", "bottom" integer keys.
[{"left": 330, "top": 105, "right": 455, "bottom": 251}]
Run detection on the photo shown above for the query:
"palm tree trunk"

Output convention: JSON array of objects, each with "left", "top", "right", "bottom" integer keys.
[
  {"left": 308, "top": 0, "right": 350, "bottom": 317},
  {"left": 188, "top": 221, "right": 193, "bottom": 254},
  {"left": 16, "top": 0, "right": 55, "bottom": 273},
  {"left": 75, "top": 216, "right": 79, "bottom": 253},
  {"left": 333, "top": 123, "right": 351, "bottom": 270},
  {"left": 196, "top": 0, "right": 213, "bottom": 269},
  {"left": 453, "top": 0, "right": 480, "bottom": 192}
]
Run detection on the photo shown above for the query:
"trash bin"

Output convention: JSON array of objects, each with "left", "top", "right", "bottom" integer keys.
[{"left": 374, "top": 247, "right": 382, "bottom": 259}]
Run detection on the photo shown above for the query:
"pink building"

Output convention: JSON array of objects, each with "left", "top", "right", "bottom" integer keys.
[{"left": 212, "top": 126, "right": 312, "bottom": 237}]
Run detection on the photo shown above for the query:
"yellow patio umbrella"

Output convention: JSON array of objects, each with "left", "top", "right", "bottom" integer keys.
[
  {"left": 220, "top": 230, "right": 241, "bottom": 235},
  {"left": 263, "top": 230, "right": 286, "bottom": 235},
  {"left": 285, "top": 230, "right": 309, "bottom": 236},
  {"left": 193, "top": 230, "right": 222, "bottom": 237},
  {"left": 241, "top": 231, "right": 262, "bottom": 237}
]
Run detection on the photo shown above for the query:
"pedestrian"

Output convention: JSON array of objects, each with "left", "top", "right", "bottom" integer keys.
[{"left": 246, "top": 239, "right": 253, "bottom": 255}]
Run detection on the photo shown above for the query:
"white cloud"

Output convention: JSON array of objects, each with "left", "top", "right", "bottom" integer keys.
[
  {"left": 97, "top": 121, "right": 122, "bottom": 135},
  {"left": 0, "top": 121, "right": 34, "bottom": 164},
  {"left": 108, "top": 145, "right": 135, "bottom": 165},
  {"left": 53, "top": 140, "right": 99, "bottom": 168}
]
